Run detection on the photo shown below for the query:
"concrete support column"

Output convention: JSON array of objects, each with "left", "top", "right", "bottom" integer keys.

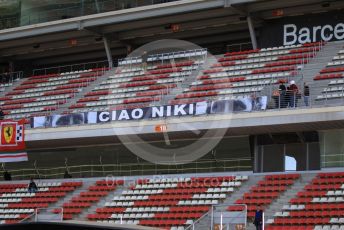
[
  {"left": 247, "top": 15, "right": 258, "bottom": 49},
  {"left": 253, "top": 135, "right": 258, "bottom": 173},
  {"left": 103, "top": 36, "right": 113, "bottom": 68},
  {"left": 126, "top": 44, "right": 132, "bottom": 55}
]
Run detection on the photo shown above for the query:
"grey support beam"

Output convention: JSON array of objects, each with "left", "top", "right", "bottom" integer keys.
[
  {"left": 0, "top": 0, "right": 224, "bottom": 42},
  {"left": 103, "top": 36, "right": 113, "bottom": 68},
  {"left": 247, "top": 15, "right": 257, "bottom": 49}
]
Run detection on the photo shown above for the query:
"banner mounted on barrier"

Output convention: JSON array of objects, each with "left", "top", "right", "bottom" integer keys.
[
  {"left": 31, "top": 97, "right": 267, "bottom": 128},
  {"left": 0, "top": 119, "right": 28, "bottom": 162}
]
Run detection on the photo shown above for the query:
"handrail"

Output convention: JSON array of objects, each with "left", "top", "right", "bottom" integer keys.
[
  {"left": 21, "top": 42, "right": 335, "bottom": 121},
  {"left": 185, "top": 208, "right": 211, "bottom": 230},
  {"left": 32, "top": 60, "right": 110, "bottom": 76},
  {"left": 32, "top": 60, "right": 111, "bottom": 76},
  {"left": 35, "top": 207, "right": 63, "bottom": 222},
  {"left": 210, "top": 203, "right": 247, "bottom": 230},
  {"left": 1, "top": 157, "right": 252, "bottom": 180},
  {"left": 226, "top": 42, "right": 253, "bottom": 53},
  {"left": 19, "top": 212, "right": 35, "bottom": 223}
]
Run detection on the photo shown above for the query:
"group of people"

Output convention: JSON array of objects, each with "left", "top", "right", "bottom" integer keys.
[{"left": 273, "top": 80, "right": 310, "bottom": 108}]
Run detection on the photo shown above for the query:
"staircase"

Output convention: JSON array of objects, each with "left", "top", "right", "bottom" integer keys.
[
  {"left": 158, "top": 59, "right": 208, "bottom": 105},
  {"left": 53, "top": 69, "right": 114, "bottom": 114},
  {"left": 186, "top": 210, "right": 212, "bottom": 230},
  {"left": 221, "top": 176, "right": 263, "bottom": 210},
  {"left": 263, "top": 173, "right": 316, "bottom": 227},
  {"left": 0, "top": 78, "right": 23, "bottom": 97},
  {"left": 190, "top": 173, "right": 317, "bottom": 230},
  {"left": 41, "top": 181, "right": 93, "bottom": 216},
  {"left": 77, "top": 183, "right": 126, "bottom": 221},
  {"left": 300, "top": 41, "right": 344, "bottom": 105},
  {"left": 190, "top": 175, "right": 263, "bottom": 230}
]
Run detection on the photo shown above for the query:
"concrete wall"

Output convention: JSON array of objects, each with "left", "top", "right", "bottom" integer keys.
[
  {"left": 4, "top": 136, "right": 252, "bottom": 179},
  {"left": 256, "top": 142, "right": 320, "bottom": 172},
  {"left": 319, "top": 129, "right": 344, "bottom": 168}
]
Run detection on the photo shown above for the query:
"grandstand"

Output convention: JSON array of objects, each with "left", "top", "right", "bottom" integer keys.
[{"left": 1, "top": 0, "right": 344, "bottom": 229}]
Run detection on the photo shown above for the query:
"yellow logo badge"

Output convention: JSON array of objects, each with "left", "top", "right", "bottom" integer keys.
[{"left": 3, "top": 125, "right": 14, "bottom": 144}]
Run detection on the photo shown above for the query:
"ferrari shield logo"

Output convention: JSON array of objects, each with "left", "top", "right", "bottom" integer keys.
[
  {"left": 1, "top": 124, "right": 16, "bottom": 145},
  {"left": 4, "top": 126, "right": 14, "bottom": 143}
]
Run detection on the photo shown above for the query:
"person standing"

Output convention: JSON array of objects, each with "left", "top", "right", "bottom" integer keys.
[
  {"left": 28, "top": 178, "right": 38, "bottom": 193},
  {"left": 278, "top": 81, "right": 286, "bottom": 108},
  {"left": 304, "top": 82, "right": 310, "bottom": 106},
  {"left": 3, "top": 171, "right": 11, "bottom": 181},
  {"left": 64, "top": 170, "right": 72, "bottom": 178},
  {"left": 254, "top": 209, "right": 263, "bottom": 230},
  {"left": 0, "top": 108, "right": 4, "bottom": 120},
  {"left": 289, "top": 80, "right": 299, "bottom": 108}
]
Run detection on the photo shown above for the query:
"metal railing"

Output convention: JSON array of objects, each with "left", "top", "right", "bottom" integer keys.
[
  {"left": 226, "top": 42, "right": 253, "bottom": 53},
  {"left": 1, "top": 157, "right": 252, "bottom": 180},
  {"left": 210, "top": 204, "right": 247, "bottom": 230},
  {"left": 19, "top": 212, "right": 35, "bottom": 223},
  {"left": 9, "top": 43, "right": 344, "bottom": 125},
  {"left": 0, "top": 71, "right": 23, "bottom": 84},
  {"left": 321, "top": 153, "right": 344, "bottom": 168},
  {"left": 267, "top": 80, "right": 344, "bottom": 110},
  {"left": 185, "top": 209, "right": 212, "bottom": 230},
  {"left": 26, "top": 73, "right": 344, "bottom": 127},
  {"left": 32, "top": 60, "right": 111, "bottom": 76},
  {"left": 0, "top": 0, "right": 181, "bottom": 30},
  {"left": 35, "top": 208, "right": 63, "bottom": 222},
  {"left": 3, "top": 67, "right": 108, "bottom": 121}
]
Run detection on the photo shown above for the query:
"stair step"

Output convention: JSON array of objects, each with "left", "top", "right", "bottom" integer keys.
[
  {"left": 263, "top": 173, "right": 317, "bottom": 221},
  {"left": 53, "top": 69, "right": 113, "bottom": 114}
]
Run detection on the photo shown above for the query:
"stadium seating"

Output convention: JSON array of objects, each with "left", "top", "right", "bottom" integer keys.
[
  {"left": 315, "top": 47, "right": 344, "bottom": 100},
  {"left": 68, "top": 49, "right": 207, "bottom": 113},
  {"left": 266, "top": 172, "right": 344, "bottom": 230},
  {"left": 170, "top": 43, "right": 322, "bottom": 105},
  {"left": 0, "top": 181, "right": 82, "bottom": 224},
  {"left": 53, "top": 179, "right": 123, "bottom": 220},
  {"left": 0, "top": 40, "right": 338, "bottom": 123},
  {"left": 228, "top": 174, "right": 300, "bottom": 218},
  {"left": 1, "top": 173, "right": 344, "bottom": 229},
  {"left": 0, "top": 73, "right": 20, "bottom": 93},
  {"left": 0, "top": 68, "right": 106, "bottom": 120},
  {"left": 63, "top": 43, "right": 322, "bottom": 113},
  {"left": 0, "top": 43, "right": 325, "bottom": 120},
  {"left": 0, "top": 82, "right": 13, "bottom": 93},
  {"left": 87, "top": 175, "right": 248, "bottom": 230}
]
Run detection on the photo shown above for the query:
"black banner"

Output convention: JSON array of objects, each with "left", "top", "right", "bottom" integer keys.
[
  {"left": 31, "top": 97, "right": 267, "bottom": 128},
  {"left": 259, "top": 10, "right": 344, "bottom": 47}
]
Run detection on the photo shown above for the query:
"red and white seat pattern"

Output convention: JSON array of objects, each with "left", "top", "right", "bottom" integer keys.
[
  {"left": 0, "top": 73, "right": 20, "bottom": 93},
  {"left": 170, "top": 43, "right": 322, "bottom": 105},
  {"left": 68, "top": 51, "right": 206, "bottom": 113},
  {"left": 228, "top": 174, "right": 300, "bottom": 219},
  {"left": 267, "top": 172, "right": 344, "bottom": 230},
  {"left": 54, "top": 179, "right": 123, "bottom": 220},
  {"left": 0, "top": 181, "right": 82, "bottom": 224},
  {"left": 0, "top": 69, "right": 105, "bottom": 120},
  {"left": 147, "top": 49, "right": 207, "bottom": 62},
  {"left": 0, "top": 82, "right": 13, "bottom": 93},
  {"left": 315, "top": 47, "right": 344, "bottom": 100},
  {"left": 87, "top": 175, "right": 247, "bottom": 230}
]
